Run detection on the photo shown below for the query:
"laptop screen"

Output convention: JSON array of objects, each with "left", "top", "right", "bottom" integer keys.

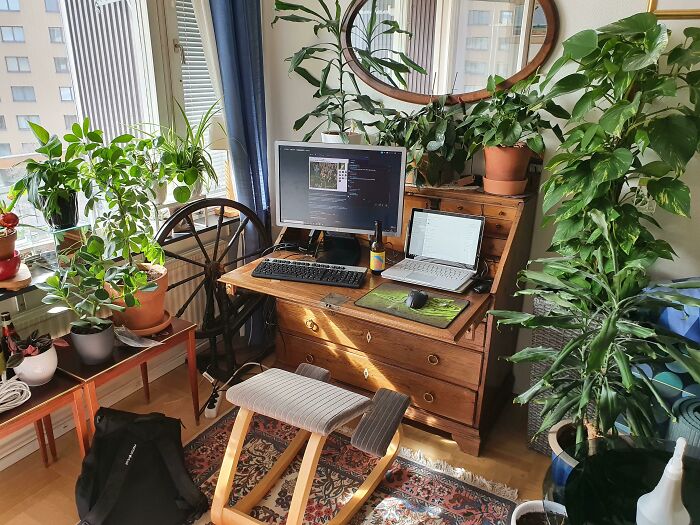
[{"left": 407, "top": 210, "right": 484, "bottom": 269}]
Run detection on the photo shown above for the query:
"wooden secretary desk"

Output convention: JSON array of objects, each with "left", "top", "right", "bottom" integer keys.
[{"left": 220, "top": 186, "right": 537, "bottom": 455}]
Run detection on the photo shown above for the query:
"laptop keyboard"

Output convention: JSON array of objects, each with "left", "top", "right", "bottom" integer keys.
[{"left": 401, "top": 260, "right": 472, "bottom": 281}]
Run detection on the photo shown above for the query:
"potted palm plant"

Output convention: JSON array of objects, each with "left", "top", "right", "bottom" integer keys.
[
  {"left": 466, "top": 74, "right": 567, "bottom": 195},
  {"left": 12, "top": 121, "right": 82, "bottom": 229},
  {"left": 272, "top": 0, "right": 422, "bottom": 143},
  {"left": 492, "top": 12, "right": 700, "bottom": 467}
]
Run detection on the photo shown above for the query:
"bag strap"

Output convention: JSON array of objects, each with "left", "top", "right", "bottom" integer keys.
[
  {"left": 155, "top": 435, "right": 207, "bottom": 511},
  {"left": 79, "top": 436, "right": 139, "bottom": 525}
]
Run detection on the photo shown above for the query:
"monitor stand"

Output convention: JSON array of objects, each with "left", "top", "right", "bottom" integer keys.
[{"left": 313, "top": 231, "right": 361, "bottom": 266}]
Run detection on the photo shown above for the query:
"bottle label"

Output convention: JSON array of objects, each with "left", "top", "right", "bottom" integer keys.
[{"left": 370, "top": 251, "right": 385, "bottom": 272}]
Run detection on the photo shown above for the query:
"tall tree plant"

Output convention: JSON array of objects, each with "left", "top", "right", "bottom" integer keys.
[{"left": 492, "top": 13, "right": 700, "bottom": 442}]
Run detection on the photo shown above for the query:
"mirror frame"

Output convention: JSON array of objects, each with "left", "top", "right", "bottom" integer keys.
[{"left": 341, "top": 0, "right": 559, "bottom": 104}]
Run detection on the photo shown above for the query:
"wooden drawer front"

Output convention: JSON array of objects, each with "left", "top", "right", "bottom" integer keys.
[
  {"left": 277, "top": 301, "right": 484, "bottom": 382},
  {"left": 282, "top": 333, "right": 476, "bottom": 425},
  {"left": 483, "top": 204, "right": 517, "bottom": 220},
  {"left": 438, "top": 199, "right": 482, "bottom": 216},
  {"left": 484, "top": 218, "right": 512, "bottom": 239}
]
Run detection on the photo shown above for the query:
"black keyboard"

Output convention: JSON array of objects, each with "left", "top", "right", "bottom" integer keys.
[{"left": 252, "top": 258, "right": 367, "bottom": 288}]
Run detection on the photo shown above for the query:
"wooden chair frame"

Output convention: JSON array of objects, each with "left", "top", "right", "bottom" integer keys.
[{"left": 211, "top": 407, "right": 402, "bottom": 525}]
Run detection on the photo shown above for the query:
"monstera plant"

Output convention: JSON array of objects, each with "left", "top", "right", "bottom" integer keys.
[{"left": 492, "top": 13, "right": 700, "bottom": 443}]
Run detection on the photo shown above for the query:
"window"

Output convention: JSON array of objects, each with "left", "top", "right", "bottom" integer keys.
[
  {"left": 464, "top": 61, "right": 487, "bottom": 75},
  {"left": 0, "top": 144, "right": 11, "bottom": 157},
  {"left": 21, "top": 142, "right": 37, "bottom": 153},
  {"left": 468, "top": 10, "right": 490, "bottom": 25},
  {"left": 12, "top": 86, "right": 36, "bottom": 102},
  {"left": 0, "top": 116, "right": 5, "bottom": 130},
  {"left": 1, "top": 26, "right": 25, "bottom": 42},
  {"left": 500, "top": 10, "right": 514, "bottom": 25},
  {"left": 496, "top": 62, "right": 509, "bottom": 76},
  {"left": 0, "top": 0, "right": 20, "bottom": 12},
  {"left": 465, "top": 37, "right": 489, "bottom": 51},
  {"left": 498, "top": 37, "right": 512, "bottom": 51},
  {"left": 59, "top": 86, "right": 74, "bottom": 101},
  {"left": 6, "top": 56, "right": 30, "bottom": 72},
  {"left": 463, "top": 84, "right": 483, "bottom": 92},
  {"left": 16, "top": 115, "right": 40, "bottom": 129},
  {"left": 64, "top": 114, "right": 78, "bottom": 129},
  {"left": 48, "top": 26, "right": 64, "bottom": 43},
  {"left": 44, "top": 0, "right": 59, "bottom": 12},
  {"left": 54, "top": 57, "right": 69, "bottom": 73}
]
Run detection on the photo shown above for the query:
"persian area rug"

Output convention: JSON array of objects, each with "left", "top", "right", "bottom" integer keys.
[{"left": 186, "top": 408, "right": 517, "bottom": 525}]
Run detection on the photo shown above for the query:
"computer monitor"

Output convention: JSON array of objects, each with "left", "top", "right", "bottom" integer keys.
[{"left": 274, "top": 141, "right": 407, "bottom": 237}]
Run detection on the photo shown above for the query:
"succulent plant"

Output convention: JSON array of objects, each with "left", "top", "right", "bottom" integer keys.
[{"left": 16, "top": 330, "right": 53, "bottom": 357}]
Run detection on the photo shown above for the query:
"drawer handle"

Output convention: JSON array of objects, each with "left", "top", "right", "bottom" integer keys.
[
  {"left": 423, "top": 392, "right": 435, "bottom": 403},
  {"left": 305, "top": 354, "right": 315, "bottom": 364},
  {"left": 363, "top": 368, "right": 369, "bottom": 380},
  {"left": 427, "top": 354, "right": 440, "bottom": 366},
  {"left": 499, "top": 211, "right": 506, "bottom": 216},
  {"left": 457, "top": 205, "right": 463, "bottom": 211},
  {"left": 305, "top": 319, "right": 318, "bottom": 332},
  {"left": 366, "top": 331, "right": 372, "bottom": 343},
  {"left": 495, "top": 224, "right": 502, "bottom": 230}
]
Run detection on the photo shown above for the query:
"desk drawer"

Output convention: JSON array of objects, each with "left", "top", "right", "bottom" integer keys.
[
  {"left": 281, "top": 332, "right": 476, "bottom": 425},
  {"left": 438, "top": 199, "right": 482, "bottom": 216},
  {"left": 277, "top": 301, "right": 484, "bottom": 386}
]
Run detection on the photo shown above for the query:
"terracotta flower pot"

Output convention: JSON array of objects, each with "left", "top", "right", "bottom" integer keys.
[
  {"left": 112, "top": 263, "right": 168, "bottom": 333},
  {"left": 0, "top": 250, "right": 20, "bottom": 280},
  {"left": 0, "top": 231, "right": 17, "bottom": 260},
  {"left": 484, "top": 145, "right": 533, "bottom": 181},
  {"left": 483, "top": 177, "right": 528, "bottom": 196}
]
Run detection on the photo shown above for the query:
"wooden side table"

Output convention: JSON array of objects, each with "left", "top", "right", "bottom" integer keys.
[
  {"left": 0, "top": 370, "right": 90, "bottom": 466},
  {"left": 57, "top": 318, "right": 199, "bottom": 441}
]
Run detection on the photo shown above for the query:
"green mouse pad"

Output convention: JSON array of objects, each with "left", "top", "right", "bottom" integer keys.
[{"left": 355, "top": 282, "right": 469, "bottom": 328}]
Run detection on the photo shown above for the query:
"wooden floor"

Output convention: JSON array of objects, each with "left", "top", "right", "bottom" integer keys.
[{"left": 0, "top": 363, "right": 549, "bottom": 524}]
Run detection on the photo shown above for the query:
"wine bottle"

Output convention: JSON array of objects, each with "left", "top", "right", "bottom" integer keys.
[{"left": 370, "top": 220, "right": 385, "bottom": 275}]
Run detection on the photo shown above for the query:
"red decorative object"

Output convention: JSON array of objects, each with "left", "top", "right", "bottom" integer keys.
[{"left": 0, "top": 250, "right": 21, "bottom": 281}]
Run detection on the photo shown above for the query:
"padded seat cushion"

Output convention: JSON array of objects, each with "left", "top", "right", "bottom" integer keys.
[{"left": 226, "top": 368, "right": 372, "bottom": 435}]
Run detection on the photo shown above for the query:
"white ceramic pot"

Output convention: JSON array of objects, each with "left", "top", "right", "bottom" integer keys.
[
  {"left": 321, "top": 131, "right": 362, "bottom": 144},
  {"left": 511, "top": 500, "right": 567, "bottom": 525},
  {"left": 13, "top": 346, "right": 58, "bottom": 386},
  {"left": 154, "top": 182, "right": 168, "bottom": 204},
  {"left": 191, "top": 179, "right": 204, "bottom": 199}
]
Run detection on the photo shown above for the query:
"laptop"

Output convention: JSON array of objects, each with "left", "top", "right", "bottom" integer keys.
[{"left": 381, "top": 209, "right": 485, "bottom": 293}]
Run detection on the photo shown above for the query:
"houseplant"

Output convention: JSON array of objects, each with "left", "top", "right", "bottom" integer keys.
[
  {"left": 492, "top": 13, "right": 700, "bottom": 453},
  {"left": 11, "top": 330, "right": 57, "bottom": 386},
  {"left": 272, "top": 0, "right": 422, "bottom": 143},
  {"left": 157, "top": 101, "right": 219, "bottom": 203},
  {"left": 376, "top": 96, "right": 471, "bottom": 187},
  {"left": 466, "top": 74, "right": 566, "bottom": 195},
  {"left": 13, "top": 121, "right": 82, "bottom": 229},
  {"left": 38, "top": 235, "right": 156, "bottom": 363}
]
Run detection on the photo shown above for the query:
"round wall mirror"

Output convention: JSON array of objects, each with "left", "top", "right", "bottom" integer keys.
[{"left": 341, "top": 0, "right": 559, "bottom": 104}]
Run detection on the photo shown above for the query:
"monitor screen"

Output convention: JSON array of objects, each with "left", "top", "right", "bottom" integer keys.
[
  {"left": 275, "top": 142, "right": 406, "bottom": 236},
  {"left": 407, "top": 210, "right": 484, "bottom": 268}
]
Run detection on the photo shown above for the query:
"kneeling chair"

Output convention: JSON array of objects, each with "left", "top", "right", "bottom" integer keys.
[{"left": 211, "top": 364, "right": 410, "bottom": 525}]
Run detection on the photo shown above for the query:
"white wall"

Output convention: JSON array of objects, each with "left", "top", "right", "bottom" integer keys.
[{"left": 260, "top": 1, "right": 700, "bottom": 392}]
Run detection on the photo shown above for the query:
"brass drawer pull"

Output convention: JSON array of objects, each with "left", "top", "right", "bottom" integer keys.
[
  {"left": 366, "top": 331, "right": 372, "bottom": 343},
  {"left": 427, "top": 354, "right": 440, "bottom": 366},
  {"left": 457, "top": 205, "right": 463, "bottom": 211},
  {"left": 363, "top": 368, "right": 369, "bottom": 379},
  {"left": 423, "top": 392, "right": 435, "bottom": 403},
  {"left": 305, "top": 319, "right": 318, "bottom": 332},
  {"left": 495, "top": 224, "right": 502, "bottom": 230},
  {"left": 305, "top": 354, "right": 315, "bottom": 364}
]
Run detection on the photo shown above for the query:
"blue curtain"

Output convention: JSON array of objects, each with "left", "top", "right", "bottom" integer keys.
[
  {"left": 210, "top": 0, "right": 269, "bottom": 223},
  {"left": 210, "top": 0, "right": 269, "bottom": 347}
]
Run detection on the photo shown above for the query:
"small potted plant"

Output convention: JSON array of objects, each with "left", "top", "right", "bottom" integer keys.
[
  {"left": 12, "top": 330, "right": 58, "bottom": 386},
  {"left": 511, "top": 500, "right": 567, "bottom": 525},
  {"left": 12, "top": 121, "right": 82, "bottom": 229},
  {"left": 467, "top": 74, "right": 565, "bottom": 195},
  {"left": 0, "top": 200, "right": 20, "bottom": 280}
]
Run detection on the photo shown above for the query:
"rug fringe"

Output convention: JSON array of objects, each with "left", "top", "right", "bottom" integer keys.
[{"left": 398, "top": 447, "right": 519, "bottom": 502}]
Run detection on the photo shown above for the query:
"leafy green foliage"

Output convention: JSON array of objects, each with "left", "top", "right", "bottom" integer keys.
[{"left": 273, "top": 0, "right": 422, "bottom": 141}]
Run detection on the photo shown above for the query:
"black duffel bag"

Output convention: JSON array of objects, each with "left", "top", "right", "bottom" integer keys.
[{"left": 76, "top": 407, "right": 208, "bottom": 525}]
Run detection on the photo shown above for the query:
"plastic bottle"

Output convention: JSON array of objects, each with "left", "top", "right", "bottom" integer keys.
[{"left": 636, "top": 437, "right": 690, "bottom": 525}]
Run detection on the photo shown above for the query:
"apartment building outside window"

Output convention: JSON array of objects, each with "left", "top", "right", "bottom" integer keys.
[
  {"left": 468, "top": 10, "right": 490, "bottom": 26},
  {"left": 464, "top": 60, "right": 487, "bottom": 75},
  {"left": 500, "top": 10, "right": 514, "bottom": 25},
  {"left": 0, "top": 116, "right": 6, "bottom": 130},
  {"left": 54, "top": 56, "right": 69, "bottom": 73},
  {"left": 1, "top": 26, "right": 25, "bottom": 42},
  {"left": 498, "top": 37, "right": 511, "bottom": 51},
  {"left": 59, "top": 86, "right": 74, "bottom": 101},
  {"left": 16, "top": 115, "right": 40, "bottom": 130},
  {"left": 64, "top": 114, "right": 78, "bottom": 129},
  {"left": 48, "top": 26, "right": 64, "bottom": 43},
  {"left": 6, "top": 56, "right": 30, "bottom": 72},
  {"left": 44, "top": 0, "right": 59, "bottom": 13},
  {"left": 465, "top": 37, "right": 488, "bottom": 51},
  {"left": 0, "top": 144, "right": 11, "bottom": 156},
  {"left": 21, "top": 142, "right": 37, "bottom": 153},
  {"left": 11, "top": 86, "right": 36, "bottom": 102},
  {"left": 0, "top": 0, "right": 20, "bottom": 12}
]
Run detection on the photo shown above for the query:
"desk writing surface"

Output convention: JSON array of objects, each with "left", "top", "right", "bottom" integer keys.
[{"left": 219, "top": 252, "right": 492, "bottom": 345}]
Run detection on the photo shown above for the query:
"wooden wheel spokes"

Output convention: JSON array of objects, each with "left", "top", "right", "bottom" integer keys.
[{"left": 217, "top": 216, "right": 250, "bottom": 264}]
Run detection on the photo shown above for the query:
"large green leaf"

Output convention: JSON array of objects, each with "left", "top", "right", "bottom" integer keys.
[
  {"left": 647, "top": 177, "right": 691, "bottom": 217},
  {"left": 508, "top": 346, "right": 559, "bottom": 363},
  {"left": 648, "top": 115, "right": 699, "bottom": 170},
  {"left": 563, "top": 29, "right": 598, "bottom": 59},
  {"left": 598, "top": 12, "right": 657, "bottom": 35},
  {"left": 571, "top": 89, "right": 604, "bottom": 121},
  {"left": 622, "top": 23, "right": 668, "bottom": 71},
  {"left": 542, "top": 74, "right": 588, "bottom": 101},
  {"left": 592, "top": 148, "right": 633, "bottom": 183},
  {"left": 599, "top": 96, "right": 639, "bottom": 137}
]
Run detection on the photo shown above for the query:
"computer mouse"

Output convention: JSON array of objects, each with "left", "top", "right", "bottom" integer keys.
[{"left": 406, "top": 289, "right": 429, "bottom": 309}]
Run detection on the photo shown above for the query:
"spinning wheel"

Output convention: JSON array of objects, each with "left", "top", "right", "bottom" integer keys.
[{"left": 155, "top": 198, "right": 272, "bottom": 377}]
